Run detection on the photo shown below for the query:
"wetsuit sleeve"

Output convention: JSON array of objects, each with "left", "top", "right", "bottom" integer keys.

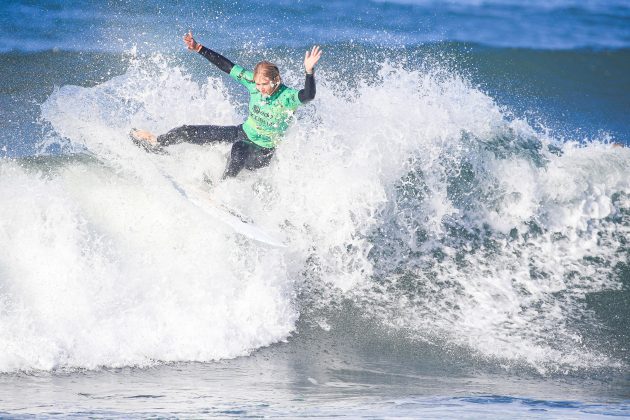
[
  {"left": 298, "top": 73, "right": 316, "bottom": 104},
  {"left": 198, "top": 46, "right": 234, "bottom": 74}
]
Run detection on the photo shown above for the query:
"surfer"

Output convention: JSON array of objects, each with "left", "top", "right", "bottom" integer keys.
[{"left": 131, "top": 31, "right": 322, "bottom": 178}]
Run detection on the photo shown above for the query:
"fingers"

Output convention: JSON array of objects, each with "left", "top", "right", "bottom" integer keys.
[
  {"left": 304, "top": 45, "right": 322, "bottom": 73},
  {"left": 309, "top": 45, "right": 322, "bottom": 60},
  {"left": 304, "top": 45, "right": 322, "bottom": 61},
  {"left": 307, "top": 45, "right": 322, "bottom": 66},
  {"left": 183, "top": 31, "right": 197, "bottom": 50}
]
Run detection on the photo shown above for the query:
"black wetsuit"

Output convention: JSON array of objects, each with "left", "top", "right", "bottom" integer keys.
[{"left": 157, "top": 46, "right": 316, "bottom": 178}]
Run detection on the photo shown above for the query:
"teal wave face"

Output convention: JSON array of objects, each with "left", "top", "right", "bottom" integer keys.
[{"left": 450, "top": 44, "right": 630, "bottom": 144}]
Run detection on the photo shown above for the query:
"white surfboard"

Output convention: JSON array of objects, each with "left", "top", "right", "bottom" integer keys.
[
  {"left": 174, "top": 178, "right": 287, "bottom": 248},
  {"left": 156, "top": 167, "right": 286, "bottom": 249}
]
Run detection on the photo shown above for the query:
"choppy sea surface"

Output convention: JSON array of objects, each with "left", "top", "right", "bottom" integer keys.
[{"left": 0, "top": 0, "right": 629, "bottom": 417}]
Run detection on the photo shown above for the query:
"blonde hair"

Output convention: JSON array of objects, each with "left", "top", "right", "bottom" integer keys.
[{"left": 253, "top": 61, "right": 281, "bottom": 85}]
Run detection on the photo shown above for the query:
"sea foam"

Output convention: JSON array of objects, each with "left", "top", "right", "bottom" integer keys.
[{"left": 0, "top": 52, "right": 627, "bottom": 373}]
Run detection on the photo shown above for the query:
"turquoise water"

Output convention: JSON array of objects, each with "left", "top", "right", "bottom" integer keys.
[{"left": 0, "top": 0, "right": 629, "bottom": 417}]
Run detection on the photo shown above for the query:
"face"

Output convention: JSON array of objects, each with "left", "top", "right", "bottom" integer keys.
[{"left": 254, "top": 74, "right": 276, "bottom": 96}]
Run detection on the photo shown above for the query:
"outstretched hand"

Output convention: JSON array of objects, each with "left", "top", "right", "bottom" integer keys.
[
  {"left": 304, "top": 45, "right": 322, "bottom": 74},
  {"left": 183, "top": 31, "right": 202, "bottom": 52}
]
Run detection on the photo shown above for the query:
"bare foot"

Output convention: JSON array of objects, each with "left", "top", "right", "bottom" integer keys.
[
  {"left": 130, "top": 128, "right": 158, "bottom": 146},
  {"left": 130, "top": 128, "right": 166, "bottom": 154}
]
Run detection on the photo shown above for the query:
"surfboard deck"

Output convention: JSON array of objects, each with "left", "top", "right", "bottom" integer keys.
[{"left": 183, "top": 184, "right": 287, "bottom": 248}]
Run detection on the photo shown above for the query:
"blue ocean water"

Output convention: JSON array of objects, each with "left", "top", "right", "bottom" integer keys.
[{"left": 0, "top": 0, "right": 629, "bottom": 417}]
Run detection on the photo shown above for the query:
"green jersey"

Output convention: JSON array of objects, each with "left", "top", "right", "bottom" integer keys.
[{"left": 229, "top": 64, "right": 303, "bottom": 148}]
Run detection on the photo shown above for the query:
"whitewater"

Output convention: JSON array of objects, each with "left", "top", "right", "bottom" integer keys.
[{"left": 0, "top": 50, "right": 627, "bottom": 378}]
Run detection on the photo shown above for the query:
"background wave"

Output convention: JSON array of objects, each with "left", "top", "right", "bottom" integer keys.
[{"left": 1, "top": 0, "right": 629, "bottom": 53}]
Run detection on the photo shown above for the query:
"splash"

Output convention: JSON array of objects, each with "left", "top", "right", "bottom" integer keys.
[{"left": 0, "top": 51, "right": 628, "bottom": 373}]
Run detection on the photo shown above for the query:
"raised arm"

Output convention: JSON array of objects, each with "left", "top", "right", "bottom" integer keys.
[
  {"left": 298, "top": 45, "right": 322, "bottom": 104},
  {"left": 183, "top": 31, "right": 234, "bottom": 74}
]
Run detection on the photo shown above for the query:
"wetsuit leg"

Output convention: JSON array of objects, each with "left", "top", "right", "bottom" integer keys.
[
  {"left": 223, "top": 141, "right": 275, "bottom": 178},
  {"left": 223, "top": 141, "right": 250, "bottom": 178},
  {"left": 157, "top": 125, "right": 242, "bottom": 146},
  {"left": 245, "top": 147, "right": 275, "bottom": 170}
]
